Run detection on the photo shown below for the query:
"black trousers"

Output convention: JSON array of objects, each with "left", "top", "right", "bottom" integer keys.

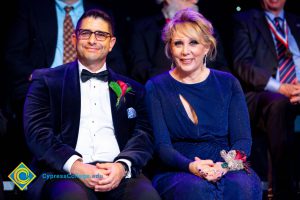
[
  {"left": 42, "top": 174, "right": 161, "bottom": 200},
  {"left": 246, "top": 91, "right": 300, "bottom": 199}
]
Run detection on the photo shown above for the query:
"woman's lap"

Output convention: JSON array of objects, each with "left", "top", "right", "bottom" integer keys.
[{"left": 152, "top": 169, "right": 262, "bottom": 200}]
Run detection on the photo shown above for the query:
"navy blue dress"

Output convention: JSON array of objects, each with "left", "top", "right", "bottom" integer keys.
[{"left": 146, "top": 69, "right": 262, "bottom": 200}]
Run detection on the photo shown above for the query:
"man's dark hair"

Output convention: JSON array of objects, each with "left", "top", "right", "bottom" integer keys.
[{"left": 76, "top": 9, "right": 115, "bottom": 35}]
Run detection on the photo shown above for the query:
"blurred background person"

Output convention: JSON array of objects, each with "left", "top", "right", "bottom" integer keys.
[
  {"left": 232, "top": 0, "right": 300, "bottom": 199},
  {"left": 128, "top": 0, "right": 229, "bottom": 84},
  {"left": 146, "top": 8, "right": 262, "bottom": 200}
]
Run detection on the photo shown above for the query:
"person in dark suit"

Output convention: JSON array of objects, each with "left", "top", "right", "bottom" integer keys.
[
  {"left": 4, "top": 0, "right": 127, "bottom": 174},
  {"left": 23, "top": 9, "right": 161, "bottom": 200},
  {"left": 232, "top": 0, "right": 300, "bottom": 199},
  {"left": 128, "top": 0, "right": 229, "bottom": 84}
]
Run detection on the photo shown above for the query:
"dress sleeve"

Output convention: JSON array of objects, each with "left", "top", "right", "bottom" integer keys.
[
  {"left": 228, "top": 77, "right": 252, "bottom": 156},
  {"left": 145, "top": 80, "right": 191, "bottom": 171}
]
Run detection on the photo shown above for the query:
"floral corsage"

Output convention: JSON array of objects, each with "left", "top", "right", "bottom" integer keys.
[
  {"left": 109, "top": 80, "right": 133, "bottom": 108},
  {"left": 220, "top": 150, "right": 250, "bottom": 173}
]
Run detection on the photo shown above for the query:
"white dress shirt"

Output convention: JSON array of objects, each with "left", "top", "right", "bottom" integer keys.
[{"left": 63, "top": 61, "right": 131, "bottom": 177}]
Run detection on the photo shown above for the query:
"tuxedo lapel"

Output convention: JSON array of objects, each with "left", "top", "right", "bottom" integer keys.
[
  {"left": 108, "top": 70, "right": 128, "bottom": 150},
  {"left": 61, "top": 62, "right": 81, "bottom": 147},
  {"left": 254, "top": 12, "right": 277, "bottom": 57}
]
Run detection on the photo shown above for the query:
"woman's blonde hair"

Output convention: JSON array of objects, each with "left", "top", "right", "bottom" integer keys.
[{"left": 162, "top": 8, "right": 217, "bottom": 60}]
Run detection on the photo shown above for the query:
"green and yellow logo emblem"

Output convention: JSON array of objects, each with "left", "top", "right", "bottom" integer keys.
[{"left": 8, "top": 162, "right": 36, "bottom": 190}]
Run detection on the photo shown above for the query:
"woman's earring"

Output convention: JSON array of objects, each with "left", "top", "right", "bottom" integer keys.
[
  {"left": 203, "top": 54, "right": 207, "bottom": 68},
  {"left": 171, "top": 62, "right": 175, "bottom": 69}
]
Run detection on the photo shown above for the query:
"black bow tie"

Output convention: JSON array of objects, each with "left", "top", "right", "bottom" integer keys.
[{"left": 81, "top": 69, "right": 109, "bottom": 82}]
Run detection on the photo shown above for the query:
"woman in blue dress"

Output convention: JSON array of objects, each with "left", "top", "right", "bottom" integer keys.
[{"left": 145, "top": 8, "right": 262, "bottom": 200}]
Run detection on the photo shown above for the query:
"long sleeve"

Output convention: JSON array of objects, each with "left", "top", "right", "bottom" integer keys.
[
  {"left": 145, "top": 81, "right": 191, "bottom": 172},
  {"left": 23, "top": 70, "right": 80, "bottom": 172},
  {"left": 228, "top": 77, "right": 252, "bottom": 156}
]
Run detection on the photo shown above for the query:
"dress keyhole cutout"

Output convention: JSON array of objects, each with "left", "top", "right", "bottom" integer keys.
[{"left": 179, "top": 94, "right": 198, "bottom": 125}]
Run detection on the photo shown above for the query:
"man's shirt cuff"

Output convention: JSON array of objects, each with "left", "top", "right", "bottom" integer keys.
[
  {"left": 116, "top": 159, "right": 132, "bottom": 178},
  {"left": 264, "top": 77, "right": 281, "bottom": 92},
  {"left": 63, "top": 155, "right": 82, "bottom": 173}
]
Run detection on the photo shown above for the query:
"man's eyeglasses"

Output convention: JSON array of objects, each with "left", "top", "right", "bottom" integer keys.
[{"left": 76, "top": 29, "right": 112, "bottom": 41}]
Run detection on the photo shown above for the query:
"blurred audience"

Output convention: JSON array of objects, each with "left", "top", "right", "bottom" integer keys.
[
  {"left": 232, "top": 0, "right": 300, "bottom": 199},
  {"left": 128, "top": 0, "right": 229, "bottom": 84}
]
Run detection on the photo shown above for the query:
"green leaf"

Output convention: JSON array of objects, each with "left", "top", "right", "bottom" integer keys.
[
  {"left": 116, "top": 97, "right": 121, "bottom": 107},
  {"left": 126, "top": 87, "right": 132, "bottom": 93},
  {"left": 109, "top": 81, "right": 122, "bottom": 97}
]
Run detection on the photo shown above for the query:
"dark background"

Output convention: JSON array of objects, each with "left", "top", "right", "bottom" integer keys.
[
  {"left": 1, "top": 0, "right": 300, "bottom": 88},
  {"left": 99, "top": 0, "right": 300, "bottom": 71}
]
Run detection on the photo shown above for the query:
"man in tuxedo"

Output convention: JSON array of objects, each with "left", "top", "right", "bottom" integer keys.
[
  {"left": 4, "top": 0, "right": 127, "bottom": 175},
  {"left": 23, "top": 9, "right": 160, "bottom": 200},
  {"left": 128, "top": 0, "right": 229, "bottom": 84},
  {"left": 232, "top": 0, "right": 300, "bottom": 199}
]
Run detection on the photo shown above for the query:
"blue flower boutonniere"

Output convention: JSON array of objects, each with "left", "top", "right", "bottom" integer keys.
[{"left": 109, "top": 80, "right": 133, "bottom": 108}]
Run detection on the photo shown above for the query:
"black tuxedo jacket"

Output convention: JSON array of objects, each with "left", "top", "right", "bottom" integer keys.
[
  {"left": 23, "top": 61, "right": 153, "bottom": 198},
  {"left": 233, "top": 9, "right": 300, "bottom": 93},
  {"left": 5, "top": 0, "right": 127, "bottom": 101},
  {"left": 128, "top": 12, "right": 229, "bottom": 84}
]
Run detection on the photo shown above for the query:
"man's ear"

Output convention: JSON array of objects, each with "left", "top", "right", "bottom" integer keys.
[{"left": 109, "top": 37, "right": 116, "bottom": 52}]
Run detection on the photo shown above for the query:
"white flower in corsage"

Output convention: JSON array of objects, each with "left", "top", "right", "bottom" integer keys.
[{"left": 220, "top": 150, "right": 250, "bottom": 174}]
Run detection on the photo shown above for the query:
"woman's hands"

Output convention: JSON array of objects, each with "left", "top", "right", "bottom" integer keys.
[{"left": 189, "top": 157, "right": 228, "bottom": 182}]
